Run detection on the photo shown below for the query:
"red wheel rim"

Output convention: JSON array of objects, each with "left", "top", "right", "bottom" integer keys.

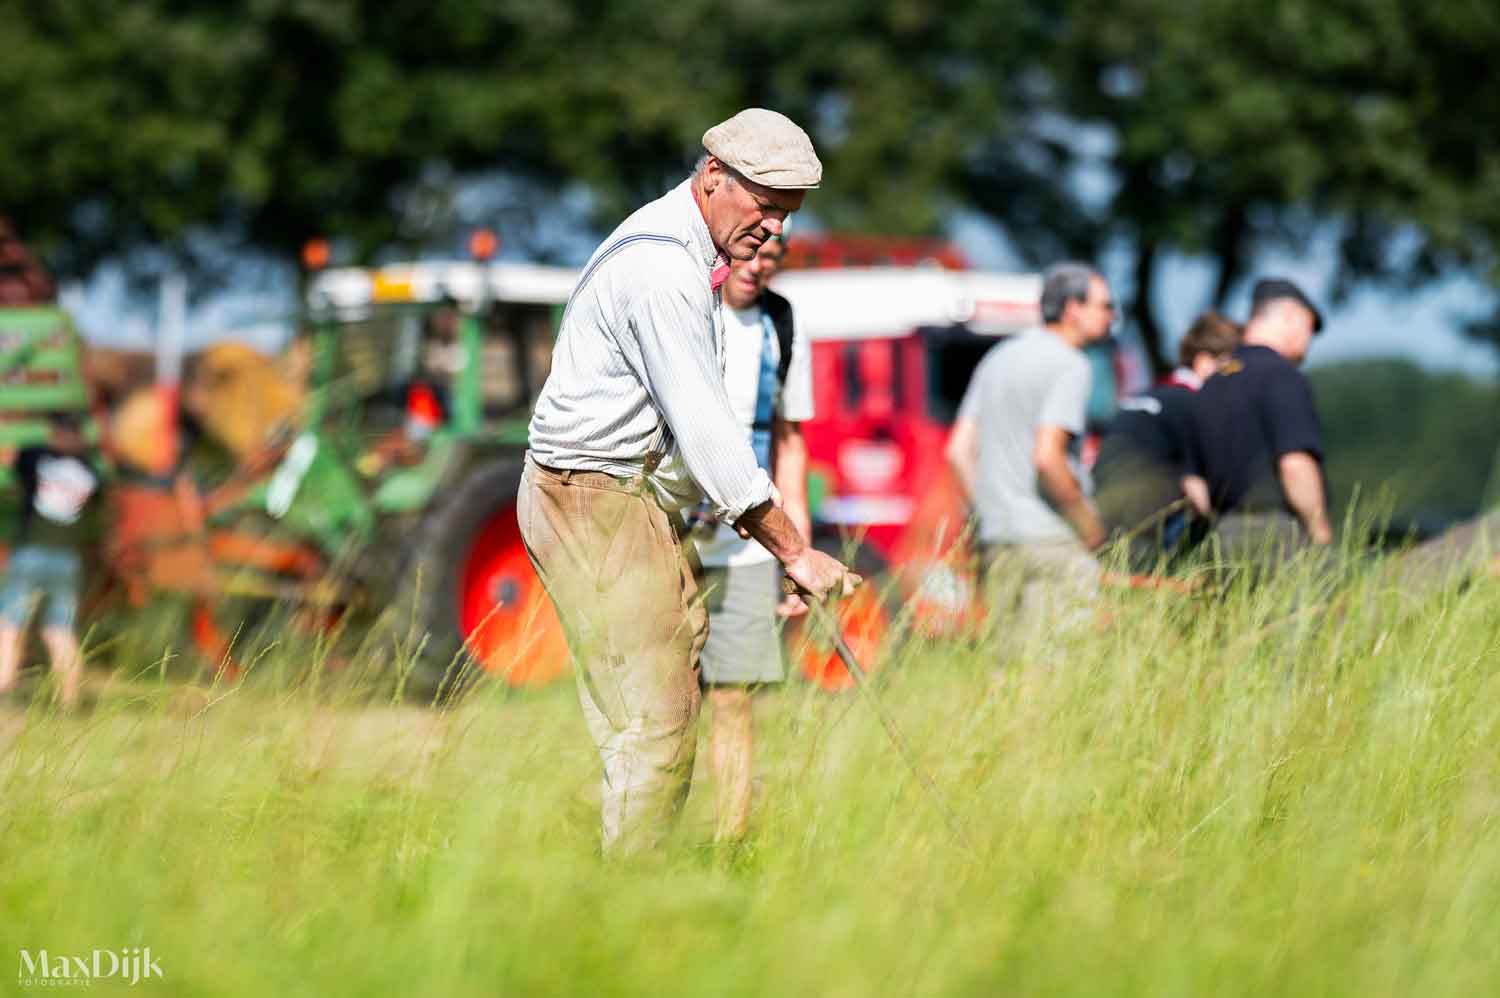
[
  {"left": 795, "top": 586, "right": 888, "bottom": 691},
  {"left": 459, "top": 504, "right": 567, "bottom": 685}
]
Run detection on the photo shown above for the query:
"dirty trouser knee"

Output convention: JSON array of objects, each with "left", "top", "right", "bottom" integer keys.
[{"left": 517, "top": 458, "right": 708, "bottom": 853}]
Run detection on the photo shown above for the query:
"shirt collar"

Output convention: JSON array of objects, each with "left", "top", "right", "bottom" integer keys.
[{"left": 676, "top": 179, "right": 731, "bottom": 290}]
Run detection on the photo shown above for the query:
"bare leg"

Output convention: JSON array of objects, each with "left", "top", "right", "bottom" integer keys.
[
  {"left": 0, "top": 624, "right": 22, "bottom": 694},
  {"left": 40, "top": 627, "right": 81, "bottom": 710},
  {"left": 707, "top": 685, "right": 754, "bottom": 842}
]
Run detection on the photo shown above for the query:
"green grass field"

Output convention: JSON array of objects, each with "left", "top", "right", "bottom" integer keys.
[{"left": 2, "top": 543, "right": 1499, "bottom": 996}]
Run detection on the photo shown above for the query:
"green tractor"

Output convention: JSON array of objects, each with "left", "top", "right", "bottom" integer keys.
[{"left": 100, "top": 253, "right": 578, "bottom": 697}]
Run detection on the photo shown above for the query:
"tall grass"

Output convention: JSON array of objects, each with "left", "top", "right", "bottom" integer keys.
[{"left": 2, "top": 533, "right": 1499, "bottom": 996}]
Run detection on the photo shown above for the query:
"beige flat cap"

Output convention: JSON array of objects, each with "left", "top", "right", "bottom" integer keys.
[{"left": 702, "top": 108, "right": 822, "bottom": 190}]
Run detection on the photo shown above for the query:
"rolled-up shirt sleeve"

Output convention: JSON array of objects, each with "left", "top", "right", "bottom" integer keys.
[{"left": 628, "top": 271, "right": 774, "bottom": 522}]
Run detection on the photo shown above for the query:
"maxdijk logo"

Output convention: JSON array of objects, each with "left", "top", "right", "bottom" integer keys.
[{"left": 17, "top": 948, "right": 163, "bottom": 987}]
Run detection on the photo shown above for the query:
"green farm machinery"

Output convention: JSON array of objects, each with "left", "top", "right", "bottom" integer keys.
[{"left": 81, "top": 255, "right": 578, "bottom": 695}]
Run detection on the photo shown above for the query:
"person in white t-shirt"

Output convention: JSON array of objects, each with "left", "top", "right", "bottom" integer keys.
[{"left": 692, "top": 234, "right": 814, "bottom": 841}]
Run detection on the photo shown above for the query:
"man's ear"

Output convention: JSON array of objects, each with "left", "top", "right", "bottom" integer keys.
[{"left": 700, "top": 157, "right": 723, "bottom": 196}]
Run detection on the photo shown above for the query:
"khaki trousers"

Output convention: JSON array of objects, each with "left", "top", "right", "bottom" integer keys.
[
  {"left": 517, "top": 458, "right": 708, "bottom": 853},
  {"left": 981, "top": 537, "right": 1101, "bottom": 647}
]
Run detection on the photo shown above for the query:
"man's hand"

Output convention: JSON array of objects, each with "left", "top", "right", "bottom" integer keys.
[
  {"left": 735, "top": 497, "right": 861, "bottom": 605},
  {"left": 783, "top": 547, "right": 860, "bottom": 603},
  {"left": 1278, "top": 451, "right": 1332, "bottom": 545},
  {"left": 774, "top": 592, "right": 808, "bottom": 618},
  {"left": 1181, "top": 474, "right": 1212, "bottom": 518},
  {"left": 1034, "top": 425, "right": 1105, "bottom": 550}
]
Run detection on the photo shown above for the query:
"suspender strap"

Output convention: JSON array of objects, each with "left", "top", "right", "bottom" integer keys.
[{"left": 562, "top": 231, "right": 700, "bottom": 474}]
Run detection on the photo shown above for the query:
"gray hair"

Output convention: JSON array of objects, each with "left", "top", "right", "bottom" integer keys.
[
  {"left": 693, "top": 151, "right": 742, "bottom": 186},
  {"left": 1039, "top": 262, "right": 1099, "bottom": 324}
]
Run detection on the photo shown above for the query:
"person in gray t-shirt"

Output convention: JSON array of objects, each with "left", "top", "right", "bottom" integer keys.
[{"left": 946, "top": 262, "right": 1115, "bottom": 640}]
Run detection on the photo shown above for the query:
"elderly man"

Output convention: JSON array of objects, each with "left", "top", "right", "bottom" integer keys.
[
  {"left": 691, "top": 233, "right": 812, "bottom": 841},
  {"left": 521, "top": 109, "right": 853, "bottom": 853},
  {"left": 1183, "top": 277, "right": 1331, "bottom": 567},
  {"left": 945, "top": 262, "right": 1114, "bottom": 642}
]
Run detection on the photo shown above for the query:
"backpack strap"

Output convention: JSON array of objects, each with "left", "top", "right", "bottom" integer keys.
[{"left": 760, "top": 289, "right": 796, "bottom": 402}]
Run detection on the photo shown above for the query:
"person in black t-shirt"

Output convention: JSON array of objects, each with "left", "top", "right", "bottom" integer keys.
[
  {"left": 1094, "top": 311, "right": 1241, "bottom": 570},
  {"left": 1184, "top": 278, "right": 1331, "bottom": 566},
  {"left": 0, "top": 413, "right": 100, "bottom": 708}
]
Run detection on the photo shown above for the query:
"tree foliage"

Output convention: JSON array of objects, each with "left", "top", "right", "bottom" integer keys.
[
  {"left": 1312, "top": 359, "right": 1500, "bottom": 527},
  {"left": 3, "top": 0, "right": 1498, "bottom": 366},
  {"left": 1041, "top": 0, "right": 1500, "bottom": 369}
]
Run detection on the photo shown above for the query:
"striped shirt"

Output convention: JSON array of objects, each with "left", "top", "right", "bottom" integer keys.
[{"left": 528, "top": 179, "right": 775, "bottom": 521}]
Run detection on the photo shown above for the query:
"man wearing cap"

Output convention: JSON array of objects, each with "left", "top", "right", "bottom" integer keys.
[
  {"left": 521, "top": 109, "right": 855, "bottom": 853},
  {"left": 1183, "top": 277, "right": 1331, "bottom": 566}
]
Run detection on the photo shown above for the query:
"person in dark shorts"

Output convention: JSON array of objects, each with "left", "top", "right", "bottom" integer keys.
[
  {"left": 0, "top": 413, "right": 101, "bottom": 708},
  {"left": 1183, "top": 278, "right": 1331, "bottom": 573},
  {"left": 1093, "top": 311, "right": 1240, "bottom": 571},
  {"left": 692, "top": 235, "right": 813, "bottom": 842}
]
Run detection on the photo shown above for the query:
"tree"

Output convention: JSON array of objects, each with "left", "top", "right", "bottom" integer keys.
[
  {"left": 2, "top": 0, "right": 1498, "bottom": 366},
  {"left": 1020, "top": 0, "right": 1500, "bottom": 373}
]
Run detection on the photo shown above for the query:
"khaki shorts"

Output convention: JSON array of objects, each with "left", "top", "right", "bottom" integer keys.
[{"left": 699, "top": 560, "right": 784, "bottom": 686}]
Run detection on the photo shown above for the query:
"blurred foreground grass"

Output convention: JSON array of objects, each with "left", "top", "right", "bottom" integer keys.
[{"left": 2, "top": 541, "right": 1499, "bottom": 996}]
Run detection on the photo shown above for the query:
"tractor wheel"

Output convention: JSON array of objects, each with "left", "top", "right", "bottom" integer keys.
[{"left": 390, "top": 459, "right": 567, "bottom": 700}]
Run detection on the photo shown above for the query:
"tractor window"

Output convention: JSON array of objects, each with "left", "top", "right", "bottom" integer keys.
[
  {"left": 840, "top": 341, "right": 906, "bottom": 415},
  {"left": 481, "top": 304, "right": 556, "bottom": 417},
  {"left": 890, "top": 339, "right": 906, "bottom": 411},
  {"left": 842, "top": 344, "right": 863, "bottom": 410},
  {"left": 924, "top": 325, "right": 999, "bottom": 424}
]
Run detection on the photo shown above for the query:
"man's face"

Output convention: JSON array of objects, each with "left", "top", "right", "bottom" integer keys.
[
  {"left": 1277, "top": 301, "right": 1317, "bottom": 365},
  {"left": 723, "top": 239, "right": 785, "bottom": 309},
  {"left": 1075, "top": 275, "right": 1116, "bottom": 343},
  {"left": 700, "top": 158, "right": 805, "bottom": 261}
]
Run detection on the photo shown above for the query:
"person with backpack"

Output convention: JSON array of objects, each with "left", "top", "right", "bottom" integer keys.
[
  {"left": 690, "top": 234, "right": 812, "bottom": 841},
  {"left": 0, "top": 413, "right": 101, "bottom": 709},
  {"left": 1092, "top": 310, "right": 1241, "bottom": 571},
  {"left": 521, "top": 109, "right": 856, "bottom": 853}
]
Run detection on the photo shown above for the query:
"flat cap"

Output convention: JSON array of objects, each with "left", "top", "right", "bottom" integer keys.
[
  {"left": 703, "top": 108, "right": 822, "bottom": 190},
  {"left": 1251, "top": 277, "right": 1324, "bottom": 333}
]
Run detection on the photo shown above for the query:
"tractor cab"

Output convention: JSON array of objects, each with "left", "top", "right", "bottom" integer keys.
[{"left": 292, "top": 252, "right": 579, "bottom": 688}]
